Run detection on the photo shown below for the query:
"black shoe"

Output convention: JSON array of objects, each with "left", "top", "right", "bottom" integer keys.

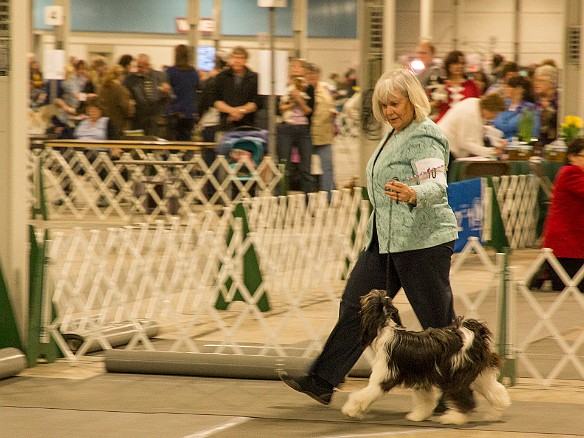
[{"left": 278, "top": 371, "right": 333, "bottom": 405}]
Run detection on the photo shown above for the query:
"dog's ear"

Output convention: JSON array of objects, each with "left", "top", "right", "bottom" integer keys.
[
  {"left": 359, "top": 289, "right": 390, "bottom": 347},
  {"left": 383, "top": 297, "right": 404, "bottom": 328}
]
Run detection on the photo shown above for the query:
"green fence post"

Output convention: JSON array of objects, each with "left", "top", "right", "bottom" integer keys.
[
  {"left": 0, "top": 263, "right": 24, "bottom": 351},
  {"left": 485, "top": 176, "right": 510, "bottom": 253},
  {"left": 27, "top": 226, "right": 61, "bottom": 366},
  {"left": 216, "top": 203, "right": 270, "bottom": 312},
  {"left": 497, "top": 248, "right": 516, "bottom": 386},
  {"left": 31, "top": 156, "right": 49, "bottom": 220}
]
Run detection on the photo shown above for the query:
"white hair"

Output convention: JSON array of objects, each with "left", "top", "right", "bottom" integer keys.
[{"left": 372, "top": 68, "right": 431, "bottom": 124}]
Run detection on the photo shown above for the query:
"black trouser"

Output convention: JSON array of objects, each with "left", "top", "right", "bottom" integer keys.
[{"left": 309, "top": 232, "right": 456, "bottom": 387}]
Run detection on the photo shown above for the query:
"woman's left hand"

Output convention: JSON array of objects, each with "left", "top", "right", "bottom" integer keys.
[{"left": 385, "top": 180, "right": 417, "bottom": 205}]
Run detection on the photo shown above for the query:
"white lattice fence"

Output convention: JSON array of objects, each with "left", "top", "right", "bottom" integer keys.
[
  {"left": 46, "top": 190, "right": 368, "bottom": 361},
  {"left": 494, "top": 174, "right": 539, "bottom": 249},
  {"left": 31, "top": 147, "right": 283, "bottom": 223},
  {"left": 513, "top": 248, "right": 584, "bottom": 386}
]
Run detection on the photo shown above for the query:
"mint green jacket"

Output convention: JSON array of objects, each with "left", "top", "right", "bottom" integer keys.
[{"left": 365, "top": 118, "right": 458, "bottom": 253}]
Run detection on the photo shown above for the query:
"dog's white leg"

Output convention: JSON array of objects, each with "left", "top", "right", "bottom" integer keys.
[
  {"left": 342, "top": 383, "right": 386, "bottom": 419},
  {"left": 472, "top": 368, "right": 511, "bottom": 421},
  {"left": 406, "top": 387, "right": 436, "bottom": 422},
  {"left": 439, "top": 409, "right": 469, "bottom": 425},
  {"left": 342, "top": 347, "right": 392, "bottom": 420}
]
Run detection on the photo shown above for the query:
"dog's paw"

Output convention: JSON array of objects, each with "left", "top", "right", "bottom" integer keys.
[
  {"left": 483, "top": 404, "right": 509, "bottom": 422},
  {"left": 438, "top": 410, "right": 468, "bottom": 425},
  {"left": 406, "top": 410, "right": 432, "bottom": 422},
  {"left": 341, "top": 399, "right": 365, "bottom": 420}
]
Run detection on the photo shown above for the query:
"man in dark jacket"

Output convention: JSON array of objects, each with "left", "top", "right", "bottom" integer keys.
[
  {"left": 212, "top": 46, "right": 259, "bottom": 131},
  {"left": 123, "top": 53, "right": 171, "bottom": 137}
]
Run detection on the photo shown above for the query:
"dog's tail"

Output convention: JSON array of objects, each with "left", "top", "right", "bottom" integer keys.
[{"left": 462, "top": 318, "right": 504, "bottom": 369}]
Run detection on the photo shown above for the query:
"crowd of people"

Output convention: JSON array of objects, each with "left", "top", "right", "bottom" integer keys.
[
  {"left": 413, "top": 41, "right": 560, "bottom": 159},
  {"left": 28, "top": 46, "right": 360, "bottom": 198}
]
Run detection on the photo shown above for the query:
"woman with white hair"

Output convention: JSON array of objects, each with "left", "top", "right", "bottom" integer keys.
[
  {"left": 280, "top": 68, "right": 462, "bottom": 408},
  {"left": 533, "top": 64, "right": 559, "bottom": 145}
]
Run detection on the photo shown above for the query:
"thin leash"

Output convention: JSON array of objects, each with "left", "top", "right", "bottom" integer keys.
[{"left": 386, "top": 177, "right": 399, "bottom": 296}]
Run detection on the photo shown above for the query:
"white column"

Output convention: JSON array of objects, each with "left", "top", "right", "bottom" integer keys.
[
  {"left": 213, "top": 0, "right": 222, "bottom": 52},
  {"left": 188, "top": 0, "right": 200, "bottom": 67},
  {"left": 293, "top": 0, "right": 308, "bottom": 58},
  {"left": 562, "top": 0, "right": 583, "bottom": 120},
  {"left": 383, "top": 0, "right": 396, "bottom": 73},
  {"left": 54, "top": 0, "right": 70, "bottom": 50},
  {"left": 420, "top": 0, "right": 433, "bottom": 41},
  {"left": 2, "top": 0, "right": 31, "bottom": 341}
]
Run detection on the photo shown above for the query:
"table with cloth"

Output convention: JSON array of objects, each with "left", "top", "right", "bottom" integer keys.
[
  {"left": 447, "top": 159, "right": 564, "bottom": 250},
  {"left": 448, "top": 159, "right": 563, "bottom": 184}
]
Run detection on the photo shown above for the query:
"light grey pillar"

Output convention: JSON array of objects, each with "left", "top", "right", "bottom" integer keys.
[
  {"left": 293, "top": 0, "right": 307, "bottom": 58},
  {"left": 420, "top": 0, "right": 433, "bottom": 41},
  {"left": 212, "top": 0, "right": 222, "bottom": 53},
  {"left": 1, "top": 0, "right": 30, "bottom": 342},
  {"left": 188, "top": 0, "right": 200, "bottom": 67},
  {"left": 562, "top": 0, "right": 583, "bottom": 120},
  {"left": 382, "top": 0, "right": 396, "bottom": 73},
  {"left": 54, "top": 0, "right": 70, "bottom": 51}
]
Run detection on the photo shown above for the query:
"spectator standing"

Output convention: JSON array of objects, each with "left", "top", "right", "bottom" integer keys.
[
  {"left": 117, "top": 54, "right": 134, "bottom": 81},
  {"left": 541, "top": 138, "right": 584, "bottom": 291},
  {"left": 87, "top": 56, "right": 108, "bottom": 95},
  {"left": 277, "top": 58, "right": 316, "bottom": 194},
  {"left": 123, "top": 53, "right": 171, "bottom": 137},
  {"left": 415, "top": 40, "right": 443, "bottom": 88},
  {"left": 490, "top": 53, "right": 505, "bottom": 82},
  {"left": 486, "top": 61, "right": 519, "bottom": 96},
  {"left": 199, "top": 55, "right": 227, "bottom": 143},
  {"left": 212, "top": 46, "right": 259, "bottom": 132},
  {"left": 99, "top": 65, "right": 135, "bottom": 137},
  {"left": 62, "top": 59, "right": 95, "bottom": 114},
  {"left": 165, "top": 44, "right": 200, "bottom": 141},
  {"left": 306, "top": 62, "right": 336, "bottom": 197},
  {"left": 434, "top": 50, "right": 481, "bottom": 122},
  {"left": 533, "top": 64, "right": 559, "bottom": 146}
]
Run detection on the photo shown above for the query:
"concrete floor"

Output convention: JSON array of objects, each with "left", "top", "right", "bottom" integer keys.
[{"left": 2, "top": 362, "right": 584, "bottom": 438}]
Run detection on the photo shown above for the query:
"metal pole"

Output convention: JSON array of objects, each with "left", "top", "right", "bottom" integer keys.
[
  {"left": 268, "top": 7, "right": 277, "bottom": 159},
  {"left": 213, "top": 0, "right": 222, "bottom": 53},
  {"left": 187, "top": 0, "right": 200, "bottom": 68}
]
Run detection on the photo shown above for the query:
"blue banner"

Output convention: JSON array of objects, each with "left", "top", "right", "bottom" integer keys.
[{"left": 447, "top": 178, "right": 483, "bottom": 252}]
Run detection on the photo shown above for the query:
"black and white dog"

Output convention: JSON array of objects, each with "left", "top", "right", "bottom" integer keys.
[{"left": 342, "top": 289, "right": 511, "bottom": 425}]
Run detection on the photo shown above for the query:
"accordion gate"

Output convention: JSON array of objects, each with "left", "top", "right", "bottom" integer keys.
[{"left": 32, "top": 161, "right": 584, "bottom": 386}]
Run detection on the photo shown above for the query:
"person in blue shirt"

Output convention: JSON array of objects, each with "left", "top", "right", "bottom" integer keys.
[
  {"left": 493, "top": 75, "right": 540, "bottom": 141},
  {"left": 165, "top": 44, "right": 201, "bottom": 141}
]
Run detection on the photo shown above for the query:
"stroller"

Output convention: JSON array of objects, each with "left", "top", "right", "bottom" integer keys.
[{"left": 215, "top": 126, "right": 269, "bottom": 198}]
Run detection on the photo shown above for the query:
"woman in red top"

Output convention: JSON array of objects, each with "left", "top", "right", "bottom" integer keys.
[
  {"left": 542, "top": 138, "right": 584, "bottom": 291},
  {"left": 433, "top": 50, "right": 481, "bottom": 122}
]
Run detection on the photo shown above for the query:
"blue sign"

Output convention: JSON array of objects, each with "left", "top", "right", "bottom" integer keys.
[{"left": 447, "top": 178, "right": 483, "bottom": 252}]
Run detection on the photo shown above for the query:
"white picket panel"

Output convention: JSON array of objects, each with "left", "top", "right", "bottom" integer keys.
[
  {"left": 513, "top": 248, "right": 584, "bottom": 386},
  {"left": 31, "top": 147, "right": 284, "bottom": 223},
  {"left": 46, "top": 192, "right": 368, "bottom": 361}
]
